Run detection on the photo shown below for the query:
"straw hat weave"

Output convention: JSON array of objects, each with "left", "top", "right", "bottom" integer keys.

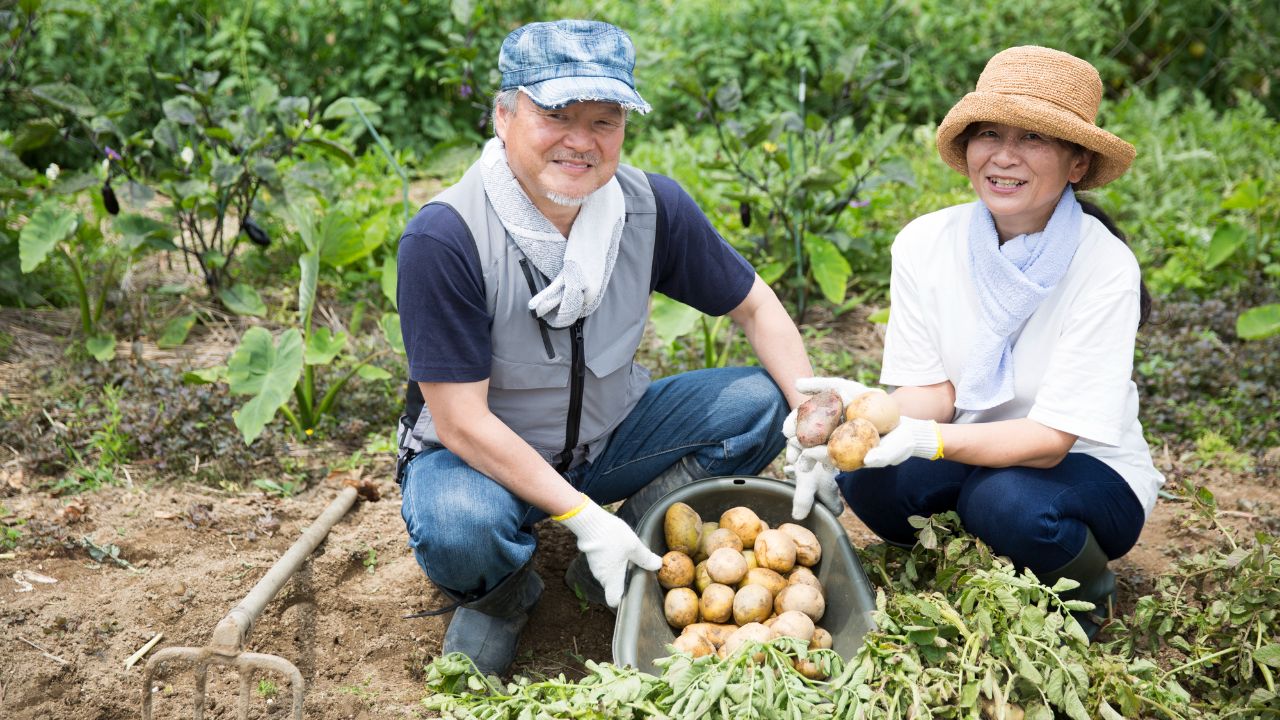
[{"left": 935, "top": 46, "right": 1136, "bottom": 190}]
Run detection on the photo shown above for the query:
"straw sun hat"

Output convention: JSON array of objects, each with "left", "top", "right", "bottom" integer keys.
[{"left": 935, "top": 46, "right": 1136, "bottom": 191}]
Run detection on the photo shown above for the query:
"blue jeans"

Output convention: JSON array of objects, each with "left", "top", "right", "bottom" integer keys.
[
  {"left": 400, "top": 367, "right": 788, "bottom": 597},
  {"left": 837, "top": 453, "right": 1145, "bottom": 574}
]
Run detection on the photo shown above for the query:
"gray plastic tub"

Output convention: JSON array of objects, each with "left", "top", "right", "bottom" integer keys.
[{"left": 612, "top": 475, "right": 878, "bottom": 675}]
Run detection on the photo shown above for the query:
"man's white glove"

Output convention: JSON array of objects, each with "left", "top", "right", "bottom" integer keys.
[
  {"left": 785, "top": 445, "right": 845, "bottom": 520},
  {"left": 782, "top": 377, "right": 873, "bottom": 447},
  {"left": 557, "top": 497, "right": 662, "bottom": 608},
  {"left": 862, "top": 416, "right": 943, "bottom": 468}
]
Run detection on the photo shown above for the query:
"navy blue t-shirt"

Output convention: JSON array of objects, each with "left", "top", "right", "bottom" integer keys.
[{"left": 397, "top": 172, "right": 755, "bottom": 383}]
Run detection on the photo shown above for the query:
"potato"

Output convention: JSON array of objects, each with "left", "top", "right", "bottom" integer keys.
[
  {"left": 664, "top": 502, "right": 703, "bottom": 555},
  {"left": 741, "top": 567, "right": 788, "bottom": 597},
  {"left": 719, "top": 506, "right": 763, "bottom": 549},
  {"left": 775, "top": 583, "right": 825, "bottom": 622},
  {"left": 699, "top": 583, "right": 735, "bottom": 623},
  {"left": 794, "top": 658, "right": 827, "bottom": 680},
  {"left": 777, "top": 523, "right": 822, "bottom": 567},
  {"left": 721, "top": 622, "right": 776, "bottom": 662},
  {"left": 787, "top": 566, "right": 823, "bottom": 595},
  {"left": 693, "top": 560, "right": 714, "bottom": 594},
  {"left": 706, "top": 547, "right": 748, "bottom": 585},
  {"left": 754, "top": 529, "right": 798, "bottom": 574},
  {"left": 682, "top": 622, "right": 737, "bottom": 648},
  {"left": 733, "top": 583, "right": 774, "bottom": 625},
  {"left": 770, "top": 610, "right": 815, "bottom": 643},
  {"left": 843, "top": 388, "right": 900, "bottom": 434},
  {"left": 741, "top": 549, "right": 758, "bottom": 571},
  {"left": 658, "top": 551, "right": 695, "bottom": 589},
  {"left": 694, "top": 521, "right": 720, "bottom": 562},
  {"left": 663, "top": 587, "right": 700, "bottom": 629},
  {"left": 671, "top": 632, "right": 715, "bottom": 658},
  {"left": 827, "top": 418, "right": 879, "bottom": 471},
  {"left": 810, "top": 627, "right": 833, "bottom": 650},
  {"left": 795, "top": 389, "right": 844, "bottom": 447},
  {"left": 702, "top": 527, "right": 744, "bottom": 555}
]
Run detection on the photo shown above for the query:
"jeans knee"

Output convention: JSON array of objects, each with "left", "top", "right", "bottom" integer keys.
[{"left": 841, "top": 467, "right": 924, "bottom": 545}]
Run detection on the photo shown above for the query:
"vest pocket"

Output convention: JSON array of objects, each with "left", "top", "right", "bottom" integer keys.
[
  {"left": 489, "top": 355, "right": 568, "bottom": 390},
  {"left": 585, "top": 316, "right": 644, "bottom": 378}
]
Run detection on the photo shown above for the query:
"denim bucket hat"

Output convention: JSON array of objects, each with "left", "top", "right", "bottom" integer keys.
[{"left": 499, "top": 20, "right": 651, "bottom": 114}]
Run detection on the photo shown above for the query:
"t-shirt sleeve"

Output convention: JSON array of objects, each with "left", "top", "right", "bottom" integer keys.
[
  {"left": 396, "top": 204, "right": 491, "bottom": 383},
  {"left": 647, "top": 173, "right": 755, "bottom": 316},
  {"left": 879, "top": 233, "right": 948, "bottom": 387},
  {"left": 1028, "top": 281, "right": 1140, "bottom": 447}
]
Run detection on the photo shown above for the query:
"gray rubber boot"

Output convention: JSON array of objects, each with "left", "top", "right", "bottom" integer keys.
[
  {"left": 564, "top": 455, "right": 707, "bottom": 609},
  {"left": 443, "top": 562, "right": 544, "bottom": 675},
  {"left": 1042, "top": 527, "right": 1116, "bottom": 641}
]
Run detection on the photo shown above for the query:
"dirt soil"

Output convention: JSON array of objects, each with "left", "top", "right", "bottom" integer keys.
[{"left": 2, "top": 308, "right": 1278, "bottom": 720}]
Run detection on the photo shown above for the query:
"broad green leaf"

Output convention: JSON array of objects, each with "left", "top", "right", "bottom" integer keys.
[
  {"left": 299, "top": 252, "right": 319, "bottom": 327},
  {"left": 113, "top": 214, "right": 174, "bottom": 251},
  {"left": 317, "top": 211, "right": 376, "bottom": 268},
  {"left": 451, "top": 0, "right": 475, "bottom": 24},
  {"left": 0, "top": 144, "right": 33, "bottom": 179},
  {"left": 85, "top": 333, "right": 116, "bottom": 362},
  {"left": 301, "top": 136, "right": 356, "bottom": 167},
  {"left": 228, "top": 328, "right": 304, "bottom": 444},
  {"left": 12, "top": 118, "right": 60, "bottom": 152},
  {"left": 649, "top": 294, "right": 702, "bottom": 345},
  {"left": 183, "top": 365, "right": 226, "bottom": 384},
  {"left": 1221, "top": 178, "right": 1261, "bottom": 211},
  {"left": 219, "top": 283, "right": 267, "bottom": 317},
  {"left": 1254, "top": 643, "right": 1280, "bottom": 668},
  {"left": 381, "top": 254, "right": 398, "bottom": 309},
  {"left": 157, "top": 313, "right": 198, "bottom": 348},
  {"left": 162, "top": 96, "right": 200, "bottom": 125},
  {"left": 1237, "top": 304, "right": 1280, "bottom": 340},
  {"left": 756, "top": 260, "right": 786, "bottom": 286},
  {"left": 381, "top": 312, "right": 405, "bottom": 355},
  {"left": 50, "top": 171, "right": 98, "bottom": 195},
  {"left": 19, "top": 202, "right": 78, "bottom": 272},
  {"left": 30, "top": 82, "right": 96, "bottom": 117},
  {"left": 867, "top": 307, "right": 889, "bottom": 324},
  {"left": 804, "top": 233, "right": 851, "bottom": 304},
  {"left": 1097, "top": 700, "right": 1125, "bottom": 720},
  {"left": 321, "top": 96, "right": 382, "bottom": 121},
  {"left": 1205, "top": 223, "right": 1245, "bottom": 270},
  {"left": 304, "top": 327, "right": 347, "bottom": 365},
  {"left": 357, "top": 364, "right": 391, "bottom": 381}
]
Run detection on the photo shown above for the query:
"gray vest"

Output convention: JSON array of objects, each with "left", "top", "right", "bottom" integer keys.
[{"left": 402, "top": 162, "right": 658, "bottom": 468}]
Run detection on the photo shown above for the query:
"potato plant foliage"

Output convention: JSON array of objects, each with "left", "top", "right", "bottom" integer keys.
[{"left": 422, "top": 486, "right": 1279, "bottom": 718}]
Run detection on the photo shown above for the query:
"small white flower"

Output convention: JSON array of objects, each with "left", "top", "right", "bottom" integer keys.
[
  {"left": 180, "top": 146, "right": 195, "bottom": 166},
  {"left": 45, "top": 163, "right": 60, "bottom": 181},
  {"left": 101, "top": 158, "right": 111, "bottom": 175}
]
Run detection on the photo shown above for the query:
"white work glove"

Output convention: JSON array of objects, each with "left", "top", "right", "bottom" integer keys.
[
  {"left": 862, "top": 416, "right": 943, "bottom": 468},
  {"left": 557, "top": 497, "right": 662, "bottom": 607},
  {"left": 786, "top": 445, "right": 845, "bottom": 520},
  {"left": 781, "top": 377, "right": 873, "bottom": 447}
]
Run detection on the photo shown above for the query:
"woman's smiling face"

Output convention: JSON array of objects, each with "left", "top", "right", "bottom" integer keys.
[{"left": 965, "top": 122, "right": 1091, "bottom": 241}]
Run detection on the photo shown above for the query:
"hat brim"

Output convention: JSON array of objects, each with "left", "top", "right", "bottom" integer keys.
[
  {"left": 935, "top": 91, "right": 1135, "bottom": 190},
  {"left": 520, "top": 76, "right": 651, "bottom": 115}
]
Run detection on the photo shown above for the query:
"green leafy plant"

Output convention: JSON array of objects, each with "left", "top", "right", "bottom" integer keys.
[
  {"left": 251, "top": 477, "right": 303, "bottom": 499},
  {"left": 682, "top": 55, "right": 910, "bottom": 320},
  {"left": 0, "top": 504, "right": 22, "bottom": 551},
  {"left": 255, "top": 678, "right": 278, "bottom": 700}
]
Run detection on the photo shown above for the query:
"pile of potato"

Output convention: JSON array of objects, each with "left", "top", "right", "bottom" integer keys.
[
  {"left": 659, "top": 502, "right": 833, "bottom": 676},
  {"left": 795, "top": 388, "right": 900, "bottom": 470}
]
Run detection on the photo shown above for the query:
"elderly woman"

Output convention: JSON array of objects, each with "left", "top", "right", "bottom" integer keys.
[{"left": 788, "top": 46, "right": 1164, "bottom": 635}]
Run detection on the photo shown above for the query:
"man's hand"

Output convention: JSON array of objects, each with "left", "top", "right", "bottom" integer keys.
[
  {"left": 785, "top": 445, "right": 845, "bottom": 520},
  {"left": 557, "top": 498, "right": 662, "bottom": 607},
  {"left": 863, "top": 416, "right": 942, "bottom": 468},
  {"left": 782, "top": 376, "right": 871, "bottom": 453}
]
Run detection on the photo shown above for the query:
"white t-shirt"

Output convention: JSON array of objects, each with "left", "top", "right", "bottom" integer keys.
[{"left": 880, "top": 202, "right": 1165, "bottom": 517}]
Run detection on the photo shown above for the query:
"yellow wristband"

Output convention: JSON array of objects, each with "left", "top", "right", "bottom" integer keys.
[
  {"left": 930, "top": 422, "right": 945, "bottom": 461},
  {"left": 552, "top": 493, "right": 591, "bottom": 522}
]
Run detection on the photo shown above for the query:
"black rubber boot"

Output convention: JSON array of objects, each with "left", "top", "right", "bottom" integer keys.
[
  {"left": 1042, "top": 527, "right": 1116, "bottom": 641},
  {"left": 442, "top": 562, "right": 544, "bottom": 675},
  {"left": 564, "top": 455, "right": 707, "bottom": 608}
]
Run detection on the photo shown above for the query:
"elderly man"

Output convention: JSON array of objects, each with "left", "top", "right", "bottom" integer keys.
[{"left": 395, "top": 19, "right": 822, "bottom": 675}]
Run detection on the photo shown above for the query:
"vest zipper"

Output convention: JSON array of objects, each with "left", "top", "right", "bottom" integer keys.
[
  {"left": 555, "top": 317, "right": 586, "bottom": 473},
  {"left": 518, "top": 258, "right": 555, "bottom": 359}
]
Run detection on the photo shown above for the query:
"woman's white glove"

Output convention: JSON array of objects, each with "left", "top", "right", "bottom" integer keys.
[
  {"left": 557, "top": 498, "right": 662, "bottom": 607},
  {"left": 785, "top": 445, "right": 844, "bottom": 520},
  {"left": 863, "top": 416, "right": 943, "bottom": 468}
]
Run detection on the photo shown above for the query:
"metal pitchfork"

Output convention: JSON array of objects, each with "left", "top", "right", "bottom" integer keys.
[{"left": 141, "top": 480, "right": 379, "bottom": 720}]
